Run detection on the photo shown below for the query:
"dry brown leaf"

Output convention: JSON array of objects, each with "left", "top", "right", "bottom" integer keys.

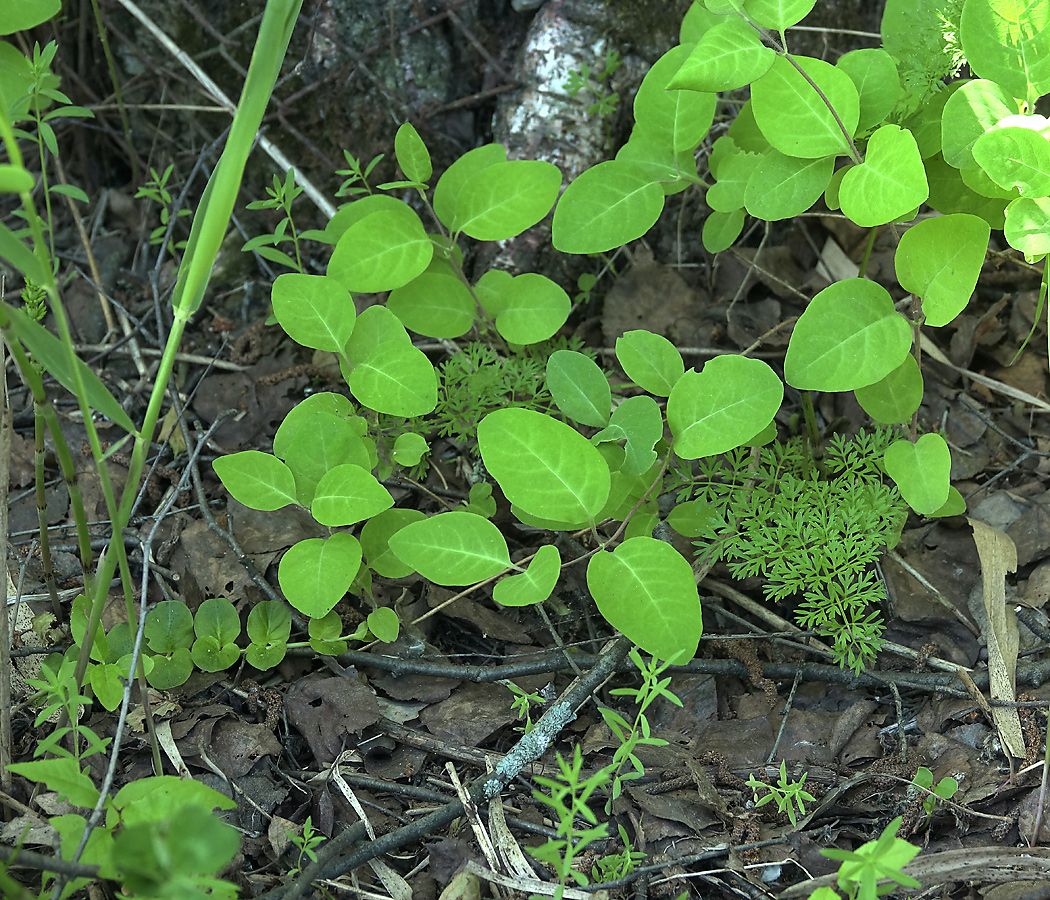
[{"left": 968, "top": 517, "right": 1023, "bottom": 758}]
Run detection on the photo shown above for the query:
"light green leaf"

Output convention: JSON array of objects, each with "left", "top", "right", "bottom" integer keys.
[
  {"left": 744, "top": 0, "right": 817, "bottom": 30},
  {"left": 587, "top": 536, "right": 702, "bottom": 662},
  {"left": 884, "top": 434, "right": 951, "bottom": 515},
  {"left": 279, "top": 534, "right": 363, "bottom": 619},
  {"left": 213, "top": 451, "right": 297, "bottom": 511},
  {"left": 328, "top": 206, "right": 433, "bottom": 293},
  {"left": 326, "top": 194, "right": 408, "bottom": 242},
  {"left": 360, "top": 508, "right": 427, "bottom": 578},
  {"left": 837, "top": 48, "right": 899, "bottom": 134},
  {"left": 191, "top": 597, "right": 241, "bottom": 673},
  {"left": 433, "top": 143, "right": 507, "bottom": 231},
  {"left": 615, "top": 330, "right": 685, "bottom": 396},
  {"left": 349, "top": 342, "right": 437, "bottom": 416},
  {"left": 89, "top": 663, "right": 125, "bottom": 711},
  {"left": 476, "top": 271, "right": 571, "bottom": 344},
  {"left": 934, "top": 485, "right": 967, "bottom": 517},
  {"left": 344, "top": 304, "right": 410, "bottom": 364},
  {"left": 393, "top": 432, "right": 428, "bottom": 466},
  {"left": 144, "top": 648, "right": 192, "bottom": 690},
  {"left": 454, "top": 160, "right": 561, "bottom": 240},
  {"left": 478, "top": 408, "right": 611, "bottom": 526},
  {"left": 284, "top": 412, "right": 371, "bottom": 504},
  {"left": 926, "top": 153, "right": 1008, "bottom": 229},
  {"left": 245, "top": 601, "right": 290, "bottom": 671},
  {"left": 751, "top": 55, "right": 859, "bottom": 158},
  {"left": 8, "top": 759, "right": 99, "bottom": 807},
  {"left": 707, "top": 147, "right": 757, "bottom": 212},
  {"left": 941, "top": 79, "right": 1015, "bottom": 169},
  {"left": 784, "top": 279, "right": 912, "bottom": 391},
  {"left": 744, "top": 151, "right": 833, "bottom": 220},
  {"left": 960, "top": 0, "right": 1050, "bottom": 101},
  {"left": 368, "top": 607, "right": 400, "bottom": 642},
  {"left": 271, "top": 273, "right": 355, "bottom": 351},
  {"left": 592, "top": 395, "right": 663, "bottom": 476},
  {"left": 840, "top": 124, "right": 927, "bottom": 226},
  {"left": 388, "top": 512, "right": 511, "bottom": 585},
  {"left": 273, "top": 393, "right": 357, "bottom": 461},
  {"left": 3, "top": 303, "right": 139, "bottom": 434},
  {"left": 702, "top": 208, "right": 746, "bottom": 253},
  {"left": 633, "top": 44, "right": 717, "bottom": 154},
  {"left": 493, "top": 544, "right": 561, "bottom": 607},
  {"left": 668, "top": 17, "right": 775, "bottom": 93},
  {"left": 145, "top": 600, "right": 194, "bottom": 654},
  {"left": 394, "top": 121, "right": 432, "bottom": 184},
  {"left": 552, "top": 159, "right": 665, "bottom": 254},
  {"left": 973, "top": 125, "right": 1050, "bottom": 197},
  {"left": 895, "top": 213, "right": 989, "bottom": 326},
  {"left": 615, "top": 136, "right": 694, "bottom": 193},
  {"left": 1, "top": 0, "right": 61, "bottom": 33},
  {"left": 0, "top": 163, "right": 33, "bottom": 193},
  {"left": 546, "top": 350, "right": 611, "bottom": 427},
  {"left": 1005, "top": 195, "right": 1050, "bottom": 260},
  {"left": 854, "top": 354, "right": 923, "bottom": 424},
  {"left": 387, "top": 259, "right": 475, "bottom": 338},
  {"left": 309, "top": 610, "right": 348, "bottom": 656},
  {"left": 681, "top": 0, "right": 722, "bottom": 42},
  {"left": 312, "top": 464, "right": 394, "bottom": 526},
  {"left": 667, "top": 355, "right": 783, "bottom": 459}
]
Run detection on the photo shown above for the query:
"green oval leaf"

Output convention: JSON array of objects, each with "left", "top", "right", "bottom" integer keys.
[
  {"left": 668, "top": 17, "right": 775, "bottom": 93},
  {"left": 349, "top": 343, "right": 438, "bottom": 416},
  {"left": 273, "top": 393, "right": 357, "bottom": 461},
  {"left": 278, "top": 534, "right": 363, "bottom": 619},
  {"left": 895, "top": 213, "right": 990, "bottom": 326},
  {"left": 213, "top": 451, "right": 297, "bottom": 511},
  {"left": 784, "top": 279, "right": 912, "bottom": 391},
  {"left": 328, "top": 206, "right": 433, "bottom": 293},
  {"left": 245, "top": 601, "right": 291, "bottom": 671},
  {"left": 552, "top": 160, "right": 665, "bottom": 254},
  {"left": 941, "top": 79, "right": 1015, "bottom": 169},
  {"left": 633, "top": 43, "right": 717, "bottom": 154},
  {"left": 546, "top": 350, "right": 611, "bottom": 427},
  {"left": 493, "top": 544, "right": 561, "bottom": 607},
  {"left": 960, "top": 0, "right": 1050, "bottom": 101},
  {"left": 394, "top": 121, "right": 432, "bottom": 184},
  {"left": 455, "top": 160, "right": 561, "bottom": 240},
  {"left": 388, "top": 512, "right": 511, "bottom": 585},
  {"left": 751, "top": 55, "right": 859, "bottom": 159},
  {"left": 973, "top": 124, "right": 1050, "bottom": 197},
  {"left": 360, "top": 508, "right": 427, "bottom": 578},
  {"left": 476, "top": 271, "right": 571, "bottom": 345},
  {"left": 271, "top": 273, "right": 355, "bottom": 351},
  {"left": 615, "top": 330, "right": 685, "bottom": 396},
  {"left": 387, "top": 260, "right": 475, "bottom": 339},
  {"left": 854, "top": 354, "right": 923, "bottom": 424},
  {"left": 744, "top": 0, "right": 817, "bottom": 30},
  {"left": 368, "top": 607, "right": 400, "bottom": 642},
  {"left": 840, "top": 125, "right": 928, "bottom": 226},
  {"left": 587, "top": 536, "right": 702, "bottom": 662},
  {"left": 702, "top": 208, "right": 745, "bottom": 253},
  {"left": 744, "top": 151, "right": 833, "bottom": 221},
  {"left": 284, "top": 412, "right": 371, "bottom": 505},
  {"left": 884, "top": 433, "right": 951, "bottom": 515},
  {"left": 667, "top": 356, "right": 783, "bottom": 460},
  {"left": 1005, "top": 195, "right": 1050, "bottom": 260},
  {"left": 592, "top": 395, "right": 663, "bottom": 476},
  {"left": 837, "top": 48, "right": 899, "bottom": 134},
  {"left": 478, "top": 408, "right": 611, "bottom": 526},
  {"left": 433, "top": 143, "right": 507, "bottom": 231},
  {"left": 312, "top": 464, "right": 394, "bottom": 526},
  {"left": 392, "top": 432, "right": 428, "bottom": 466}
]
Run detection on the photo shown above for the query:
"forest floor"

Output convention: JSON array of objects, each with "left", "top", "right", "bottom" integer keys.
[{"left": 6, "top": 2, "right": 1050, "bottom": 899}]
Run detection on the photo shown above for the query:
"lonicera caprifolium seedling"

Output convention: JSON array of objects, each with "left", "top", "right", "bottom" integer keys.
[{"left": 209, "top": 0, "right": 1049, "bottom": 676}]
